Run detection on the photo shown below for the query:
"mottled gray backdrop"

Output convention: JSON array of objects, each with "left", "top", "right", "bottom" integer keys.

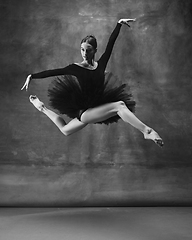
[{"left": 0, "top": 0, "right": 192, "bottom": 206}]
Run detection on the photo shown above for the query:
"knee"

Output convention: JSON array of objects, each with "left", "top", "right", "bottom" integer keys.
[
  {"left": 61, "top": 129, "right": 70, "bottom": 136},
  {"left": 115, "top": 101, "right": 126, "bottom": 110}
]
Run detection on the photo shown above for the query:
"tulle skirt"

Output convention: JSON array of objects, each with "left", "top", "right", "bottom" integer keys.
[{"left": 48, "top": 73, "right": 136, "bottom": 125}]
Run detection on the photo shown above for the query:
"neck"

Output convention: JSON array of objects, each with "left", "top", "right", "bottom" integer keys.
[{"left": 82, "top": 59, "right": 95, "bottom": 66}]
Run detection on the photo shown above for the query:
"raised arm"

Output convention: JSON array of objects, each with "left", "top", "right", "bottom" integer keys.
[{"left": 99, "top": 18, "right": 136, "bottom": 69}]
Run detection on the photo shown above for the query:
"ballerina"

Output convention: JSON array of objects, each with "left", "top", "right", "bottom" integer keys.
[{"left": 21, "top": 18, "right": 163, "bottom": 147}]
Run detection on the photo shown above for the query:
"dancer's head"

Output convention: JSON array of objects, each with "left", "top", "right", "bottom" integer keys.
[{"left": 80, "top": 35, "right": 97, "bottom": 61}]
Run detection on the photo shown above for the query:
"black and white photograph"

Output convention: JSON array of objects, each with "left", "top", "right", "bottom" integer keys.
[{"left": 0, "top": 0, "right": 192, "bottom": 239}]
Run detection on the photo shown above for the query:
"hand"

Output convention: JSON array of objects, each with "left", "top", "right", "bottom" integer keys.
[
  {"left": 118, "top": 18, "right": 136, "bottom": 27},
  {"left": 21, "top": 74, "right": 32, "bottom": 91}
]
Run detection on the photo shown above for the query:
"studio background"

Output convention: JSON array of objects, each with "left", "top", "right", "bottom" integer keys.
[{"left": 0, "top": 0, "right": 192, "bottom": 206}]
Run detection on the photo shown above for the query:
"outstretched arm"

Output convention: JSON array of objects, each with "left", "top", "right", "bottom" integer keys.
[
  {"left": 99, "top": 18, "right": 136, "bottom": 69},
  {"left": 21, "top": 65, "right": 73, "bottom": 91}
]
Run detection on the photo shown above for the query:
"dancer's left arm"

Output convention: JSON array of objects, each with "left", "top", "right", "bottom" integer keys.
[{"left": 99, "top": 18, "right": 136, "bottom": 69}]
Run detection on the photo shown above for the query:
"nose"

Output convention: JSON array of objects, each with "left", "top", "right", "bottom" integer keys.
[{"left": 84, "top": 51, "right": 89, "bottom": 58}]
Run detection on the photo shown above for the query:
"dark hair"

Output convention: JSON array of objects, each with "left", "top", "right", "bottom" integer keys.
[{"left": 81, "top": 35, "right": 97, "bottom": 50}]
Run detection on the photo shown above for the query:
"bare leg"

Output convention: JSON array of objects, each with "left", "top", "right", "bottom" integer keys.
[
  {"left": 81, "top": 101, "right": 163, "bottom": 147},
  {"left": 29, "top": 96, "right": 163, "bottom": 146},
  {"left": 29, "top": 96, "right": 87, "bottom": 136}
]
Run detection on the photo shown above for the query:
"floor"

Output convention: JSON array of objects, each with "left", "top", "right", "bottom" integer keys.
[{"left": 0, "top": 207, "right": 192, "bottom": 240}]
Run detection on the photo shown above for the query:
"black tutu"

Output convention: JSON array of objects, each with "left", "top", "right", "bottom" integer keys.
[{"left": 48, "top": 72, "right": 136, "bottom": 125}]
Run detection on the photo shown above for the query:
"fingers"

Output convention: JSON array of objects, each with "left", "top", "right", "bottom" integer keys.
[
  {"left": 128, "top": 18, "right": 136, "bottom": 22},
  {"left": 123, "top": 18, "right": 136, "bottom": 22},
  {"left": 21, "top": 80, "right": 29, "bottom": 91},
  {"left": 21, "top": 85, "right": 28, "bottom": 91},
  {"left": 126, "top": 18, "right": 136, "bottom": 25},
  {"left": 120, "top": 18, "right": 136, "bottom": 27},
  {"left": 21, "top": 84, "right": 27, "bottom": 91},
  {"left": 21, "top": 75, "right": 31, "bottom": 91}
]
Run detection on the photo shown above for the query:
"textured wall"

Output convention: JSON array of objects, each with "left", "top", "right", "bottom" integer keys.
[{"left": 0, "top": 0, "right": 192, "bottom": 206}]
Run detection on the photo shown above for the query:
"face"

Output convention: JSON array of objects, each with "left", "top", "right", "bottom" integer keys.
[{"left": 81, "top": 42, "right": 96, "bottom": 61}]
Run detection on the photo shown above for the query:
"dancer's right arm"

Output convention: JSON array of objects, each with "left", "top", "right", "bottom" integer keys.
[{"left": 21, "top": 65, "right": 73, "bottom": 91}]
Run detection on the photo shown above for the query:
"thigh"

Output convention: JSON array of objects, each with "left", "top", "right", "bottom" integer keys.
[{"left": 80, "top": 102, "right": 118, "bottom": 124}]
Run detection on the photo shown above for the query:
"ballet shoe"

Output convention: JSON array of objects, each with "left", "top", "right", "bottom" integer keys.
[
  {"left": 29, "top": 95, "right": 45, "bottom": 112},
  {"left": 144, "top": 128, "right": 164, "bottom": 148}
]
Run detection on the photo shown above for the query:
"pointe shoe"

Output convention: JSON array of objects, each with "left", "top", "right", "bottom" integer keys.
[
  {"left": 144, "top": 128, "right": 164, "bottom": 147},
  {"left": 29, "top": 95, "right": 45, "bottom": 112}
]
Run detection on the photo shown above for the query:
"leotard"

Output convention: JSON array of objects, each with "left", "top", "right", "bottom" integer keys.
[{"left": 31, "top": 23, "right": 135, "bottom": 124}]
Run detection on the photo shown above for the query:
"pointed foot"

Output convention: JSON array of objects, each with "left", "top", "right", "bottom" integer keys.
[
  {"left": 29, "top": 95, "right": 45, "bottom": 112},
  {"left": 144, "top": 128, "right": 164, "bottom": 148}
]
